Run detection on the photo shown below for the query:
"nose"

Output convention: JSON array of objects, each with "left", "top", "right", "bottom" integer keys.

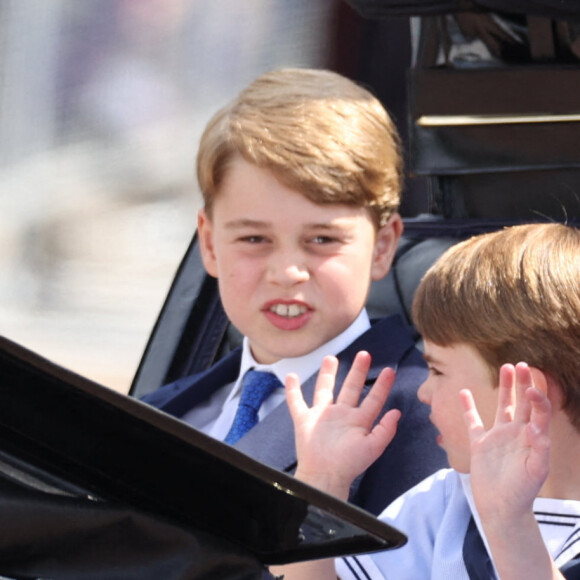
[
  {"left": 417, "top": 378, "right": 432, "bottom": 405},
  {"left": 266, "top": 249, "right": 310, "bottom": 286}
]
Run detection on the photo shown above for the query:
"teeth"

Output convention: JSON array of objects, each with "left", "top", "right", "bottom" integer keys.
[{"left": 270, "top": 304, "right": 307, "bottom": 317}]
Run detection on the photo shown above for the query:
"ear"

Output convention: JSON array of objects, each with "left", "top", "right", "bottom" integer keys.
[
  {"left": 197, "top": 209, "right": 219, "bottom": 278},
  {"left": 530, "top": 366, "right": 563, "bottom": 409},
  {"left": 529, "top": 367, "right": 549, "bottom": 395},
  {"left": 370, "top": 213, "right": 403, "bottom": 281}
]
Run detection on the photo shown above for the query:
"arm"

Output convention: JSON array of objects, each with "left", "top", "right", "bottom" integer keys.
[
  {"left": 270, "top": 351, "right": 400, "bottom": 580},
  {"left": 462, "top": 362, "right": 565, "bottom": 580}
]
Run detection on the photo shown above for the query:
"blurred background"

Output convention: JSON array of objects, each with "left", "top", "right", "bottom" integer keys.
[
  {"left": 0, "top": 0, "right": 418, "bottom": 394},
  {"left": 0, "top": 0, "right": 342, "bottom": 392}
]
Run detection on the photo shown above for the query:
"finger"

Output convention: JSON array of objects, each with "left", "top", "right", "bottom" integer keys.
[
  {"left": 312, "top": 355, "right": 339, "bottom": 407},
  {"left": 358, "top": 367, "right": 396, "bottom": 427},
  {"left": 495, "top": 364, "right": 516, "bottom": 424},
  {"left": 526, "top": 386, "right": 552, "bottom": 440},
  {"left": 525, "top": 387, "right": 552, "bottom": 481},
  {"left": 460, "top": 388, "right": 486, "bottom": 442},
  {"left": 369, "top": 408, "right": 401, "bottom": 455},
  {"left": 285, "top": 372, "right": 308, "bottom": 421},
  {"left": 335, "top": 351, "right": 372, "bottom": 407},
  {"left": 513, "top": 362, "right": 533, "bottom": 424}
]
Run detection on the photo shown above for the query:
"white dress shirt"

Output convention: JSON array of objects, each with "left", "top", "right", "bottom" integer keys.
[{"left": 181, "top": 309, "right": 371, "bottom": 440}]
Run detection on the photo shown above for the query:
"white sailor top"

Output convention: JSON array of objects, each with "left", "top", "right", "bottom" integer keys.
[{"left": 337, "top": 469, "right": 580, "bottom": 580}]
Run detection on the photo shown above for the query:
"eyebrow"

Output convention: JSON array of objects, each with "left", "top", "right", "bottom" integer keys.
[
  {"left": 422, "top": 353, "right": 442, "bottom": 366},
  {"left": 304, "top": 223, "right": 344, "bottom": 231},
  {"left": 224, "top": 219, "right": 269, "bottom": 230},
  {"left": 224, "top": 219, "right": 343, "bottom": 230}
]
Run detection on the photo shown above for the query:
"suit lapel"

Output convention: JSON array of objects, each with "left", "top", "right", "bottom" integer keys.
[{"left": 158, "top": 350, "right": 242, "bottom": 418}]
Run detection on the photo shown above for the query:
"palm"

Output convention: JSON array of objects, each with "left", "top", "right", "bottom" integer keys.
[
  {"left": 463, "top": 363, "right": 551, "bottom": 520},
  {"left": 286, "top": 352, "right": 400, "bottom": 497}
]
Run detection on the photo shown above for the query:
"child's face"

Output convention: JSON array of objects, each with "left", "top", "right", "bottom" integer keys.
[
  {"left": 418, "top": 341, "right": 498, "bottom": 473},
  {"left": 197, "top": 157, "right": 401, "bottom": 364}
]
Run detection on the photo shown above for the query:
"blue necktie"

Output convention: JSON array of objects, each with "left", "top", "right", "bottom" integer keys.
[{"left": 224, "top": 370, "right": 282, "bottom": 445}]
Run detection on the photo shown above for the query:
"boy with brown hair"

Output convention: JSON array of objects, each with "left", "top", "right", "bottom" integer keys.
[
  {"left": 276, "top": 222, "right": 580, "bottom": 579},
  {"left": 143, "top": 67, "right": 446, "bottom": 515}
]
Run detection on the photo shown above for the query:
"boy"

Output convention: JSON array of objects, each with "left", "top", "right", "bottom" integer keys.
[
  {"left": 142, "top": 67, "right": 446, "bottom": 515},
  {"left": 276, "top": 222, "right": 580, "bottom": 579}
]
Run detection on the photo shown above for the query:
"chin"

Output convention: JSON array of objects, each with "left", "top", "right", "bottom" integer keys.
[{"left": 447, "top": 456, "right": 470, "bottom": 474}]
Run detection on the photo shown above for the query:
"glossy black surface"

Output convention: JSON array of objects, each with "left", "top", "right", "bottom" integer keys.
[{"left": 0, "top": 336, "right": 406, "bottom": 574}]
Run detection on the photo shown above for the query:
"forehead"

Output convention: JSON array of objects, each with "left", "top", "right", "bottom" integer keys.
[
  {"left": 423, "top": 341, "right": 491, "bottom": 374},
  {"left": 212, "top": 158, "right": 374, "bottom": 227}
]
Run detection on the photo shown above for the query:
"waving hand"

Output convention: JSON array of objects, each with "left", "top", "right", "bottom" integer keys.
[
  {"left": 286, "top": 351, "right": 401, "bottom": 500},
  {"left": 461, "top": 363, "right": 562, "bottom": 580}
]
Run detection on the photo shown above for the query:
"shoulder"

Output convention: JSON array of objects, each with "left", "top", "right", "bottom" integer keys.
[
  {"left": 383, "top": 469, "right": 462, "bottom": 521},
  {"left": 364, "top": 314, "right": 419, "bottom": 346},
  {"left": 339, "top": 470, "right": 470, "bottom": 580},
  {"left": 345, "top": 315, "right": 426, "bottom": 380},
  {"left": 381, "top": 470, "right": 471, "bottom": 567},
  {"left": 140, "top": 347, "right": 242, "bottom": 406}
]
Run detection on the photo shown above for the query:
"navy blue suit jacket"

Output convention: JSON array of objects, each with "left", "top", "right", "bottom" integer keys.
[{"left": 143, "top": 315, "right": 447, "bottom": 515}]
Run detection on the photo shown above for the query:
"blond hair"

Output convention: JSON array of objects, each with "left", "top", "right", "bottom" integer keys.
[
  {"left": 196, "top": 68, "right": 402, "bottom": 227},
  {"left": 412, "top": 223, "right": 580, "bottom": 429}
]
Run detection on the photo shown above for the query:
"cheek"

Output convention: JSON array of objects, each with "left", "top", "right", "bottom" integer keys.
[
  {"left": 214, "top": 259, "right": 259, "bottom": 305},
  {"left": 473, "top": 397, "right": 497, "bottom": 431},
  {"left": 319, "top": 257, "right": 372, "bottom": 295},
  {"left": 219, "top": 268, "right": 257, "bottom": 295},
  {"left": 433, "top": 390, "right": 465, "bottom": 432},
  {"left": 467, "top": 384, "right": 498, "bottom": 431},
  {"left": 217, "top": 273, "right": 256, "bottom": 326},
  {"left": 215, "top": 251, "right": 259, "bottom": 281}
]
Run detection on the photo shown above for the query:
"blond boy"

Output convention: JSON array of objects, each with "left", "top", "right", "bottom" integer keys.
[{"left": 143, "top": 68, "right": 446, "bottom": 514}]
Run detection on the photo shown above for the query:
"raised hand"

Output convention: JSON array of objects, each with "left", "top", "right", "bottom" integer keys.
[
  {"left": 461, "top": 362, "right": 552, "bottom": 522},
  {"left": 286, "top": 351, "right": 401, "bottom": 500},
  {"left": 461, "top": 365, "right": 563, "bottom": 580}
]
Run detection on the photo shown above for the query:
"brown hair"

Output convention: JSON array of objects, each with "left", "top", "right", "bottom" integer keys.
[
  {"left": 196, "top": 68, "right": 402, "bottom": 227},
  {"left": 412, "top": 223, "right": 580, "bottom": 429}
]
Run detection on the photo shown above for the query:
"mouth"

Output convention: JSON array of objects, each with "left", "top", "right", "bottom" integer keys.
[
  {"left": 429, "top": 416, "right": 442, "bottom": 444},
  {"left": 268, "top": 303, "right": 309, "bottom": 318},
  {"left": 263, "top": 301, "right": 313, "bottom": 331}
]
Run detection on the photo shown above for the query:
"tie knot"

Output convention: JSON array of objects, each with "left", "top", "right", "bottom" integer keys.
[{"left": 239, "top": 370, "right": 282, "bottom": 410}]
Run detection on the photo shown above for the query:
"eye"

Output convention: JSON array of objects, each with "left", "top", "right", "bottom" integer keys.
[
  {"left": 427, "top": 366, "right": 442, "bottom": 377},
  {"left": 311, "top": 235, "right": 336, "bottom": 244},
  {"left": 239, "top": 235, "right": 267, "bottom": 244}
]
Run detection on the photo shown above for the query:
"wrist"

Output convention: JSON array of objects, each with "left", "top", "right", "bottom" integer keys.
[
  {"left": 482, "top": 511, "right": 558, "bottom": 580},
  {"left": 294, "top": 468, "right": 351, "bottom": 502},
  {"left": 481, "top": 506, "right": 536, "bottom": 538}
]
